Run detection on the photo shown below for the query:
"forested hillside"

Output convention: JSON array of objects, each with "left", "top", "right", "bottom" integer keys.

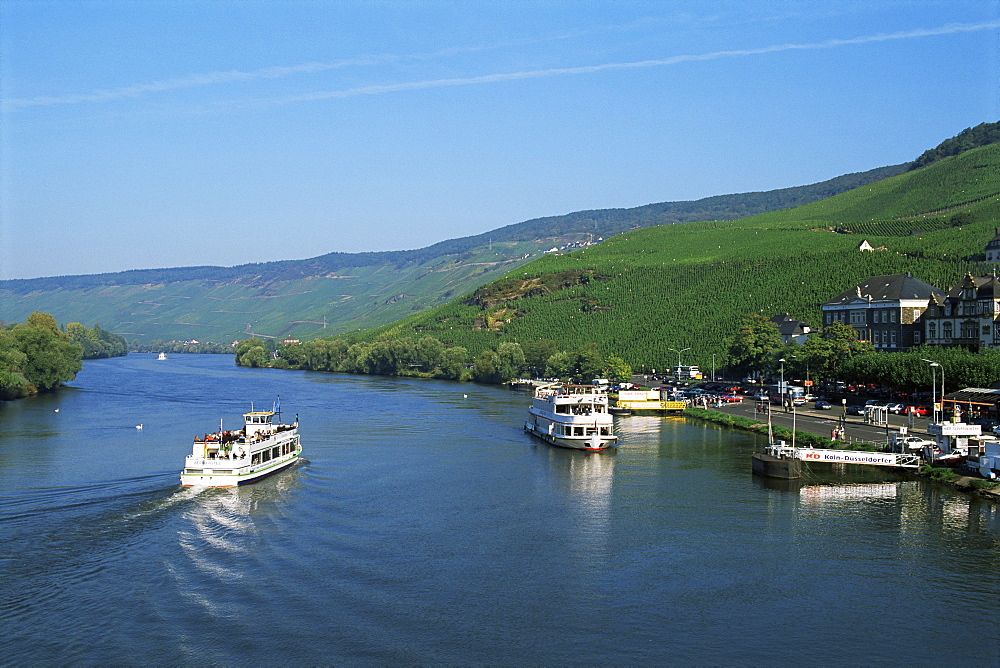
[
  {"left": 345, "top": 142, "right": 1000, "bottom": 373},
  {"left": 910, "top": 120, "right": 1000, "bottom": 170},
  {"left": 0, "top": 164, "right": 905, "bottom": 345}
]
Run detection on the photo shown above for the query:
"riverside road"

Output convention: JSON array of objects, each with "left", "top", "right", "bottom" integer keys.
[{"left": 708, "top": 399, "right": 933, "bottom": 447}]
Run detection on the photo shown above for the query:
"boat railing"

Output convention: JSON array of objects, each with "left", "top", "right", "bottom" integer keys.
[
  {"left": 195, "top": 426, "right": 297, "bottom": 447},
  {"left": 765, "top": 442, "right": 797, "bottom": 459}
]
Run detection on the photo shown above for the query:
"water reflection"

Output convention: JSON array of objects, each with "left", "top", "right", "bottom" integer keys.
[
  {"left": 799, "top": 483, "right": 898, "bottom": 503},
  {"left": 532, "top": 445, "right": 616, "bottom": 567}
]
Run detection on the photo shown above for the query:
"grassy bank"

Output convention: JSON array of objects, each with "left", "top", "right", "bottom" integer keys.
[{"left": 684, "top": 406, "right": 854, "bottom": 450}]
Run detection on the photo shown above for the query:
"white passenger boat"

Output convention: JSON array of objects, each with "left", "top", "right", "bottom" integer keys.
[
  {"left": 180, "top": 408, "right": 301, "bottom": 487},
  {"left": 157, "top": 352, "right": 167, "bottom": 360},
  {"left": 524, "top": 383, "right": 618, "bottom": 451}
]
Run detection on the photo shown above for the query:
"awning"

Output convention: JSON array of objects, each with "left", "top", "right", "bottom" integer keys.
[{"left": 942, "top": 388, "right": 1000, "bottom": 407}]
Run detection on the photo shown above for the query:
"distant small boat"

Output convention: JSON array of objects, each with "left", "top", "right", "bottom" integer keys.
[{"left": 157, "top": 352, "right": 167, "bottom": 360}]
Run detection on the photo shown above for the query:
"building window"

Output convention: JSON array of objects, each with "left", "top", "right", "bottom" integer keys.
[
  {"left": 873, "top": 311, "right": 881, "bottom": 324},
  {"left": 961, "top": 322, "right": 977, "bottom": 339},
  {"left": 825, "top": 312, "right": 832, "bottom": 325},
  {"left": 943, "top": 322, "right": 953, "bottom": 339},
  {"left": 890, "top": 311, "right": 896, "bottom": 323},
  {"left": 851, "top": 310, "right": 866, "bottom": 324},
  {"left": 914, "top": 331, "right": 921, "bottom": 344},
  {"left": 929, "top": 322, "right": 937, "bottom": 339},
  {"left": 890, "top": 331, "right": 897, "bottom": 346}
]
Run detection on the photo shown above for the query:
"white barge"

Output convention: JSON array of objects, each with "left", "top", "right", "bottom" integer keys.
[
  {"left": 525, "top": 383, "right": 618, "bottom": 451},
  {"left": 180, "top": 408, "right": 301, "bottom": 487}
]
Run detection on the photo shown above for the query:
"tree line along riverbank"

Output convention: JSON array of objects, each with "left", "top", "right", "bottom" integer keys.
[{"left": 0, "top": 311, "right": 127, "bottom": 400}]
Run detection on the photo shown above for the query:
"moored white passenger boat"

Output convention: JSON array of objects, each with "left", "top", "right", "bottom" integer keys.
[
  {"left": 180, "top": 408, "right": 301, "bottom": 487},
  {"left": 524, "top": 383, "right": 618, "bottom": 451}
]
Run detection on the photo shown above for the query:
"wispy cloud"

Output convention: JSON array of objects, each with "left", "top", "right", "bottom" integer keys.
[
  {"left": 5, "top": 57, "right": 390, "bottom": 109},
  {"left": 7, "top": 20, "right": 998, "bottom": 111},
  {"left": 271, "top": 21, "right": 1000, "bottom": 104}
]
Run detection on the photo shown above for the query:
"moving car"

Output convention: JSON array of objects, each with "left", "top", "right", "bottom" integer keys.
[{"left": 814, "top": 400, "right": 833, "bottom": 410}]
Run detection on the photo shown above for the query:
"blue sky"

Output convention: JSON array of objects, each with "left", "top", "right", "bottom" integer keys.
[{"left": 1, "top": 1, "right": 997, "bottom": 280}]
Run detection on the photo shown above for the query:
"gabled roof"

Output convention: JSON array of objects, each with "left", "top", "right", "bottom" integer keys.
[
  {"left": 823, "top": 273, "right": 945, "bottom": 306},
  {"left": 944, "top": 273, "right": 1000, "bottom": 301},
  {"left": 770, "top": 313, "right": 809, "bottom": 336}
]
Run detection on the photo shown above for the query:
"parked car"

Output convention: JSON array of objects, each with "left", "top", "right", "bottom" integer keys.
[
  {"left": 906, "top": 405, "right": 930, "bottom": 417},
  {"left": 814, "top": 400, "right": 833, "bottom": 410},
  {"left": 885, "top": 402, "right": 905, "bottom": 414},
  {"left": 974, "top": 418, "right": 1000, "bottom": 432},
  {"left": 864, "top": 399, "right": 885, "bottom": 407},
  {"left": 889, "top": 435, "right": 936, "bottom": 451},
  {"left": 846, "top": 405, "right": 866, "bottom": 415},
  {"left": 720, "top": 394, "right": 744, "bottom": 403}
]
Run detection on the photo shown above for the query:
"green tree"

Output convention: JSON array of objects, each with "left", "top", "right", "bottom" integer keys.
[
  {"left": 472, "top": 350, "right": 499, "bottom": 383},
  {"left": 493, "top": 342, "right": 526, "bottom": 382},
  {"left": 574, "top": 343, "right": 604, "bottom": 382},
  {"left": 545, "top": 351, "right": 575, "bottom": 379},
  {"left": 235, "top": 338, "right": 269, "bottom": 368},
  {"left": 415, "top": 336, "right": 445, "bottom": 371},
  {"left": 438, "top": 346, "right": 468, "bottom": 380},
  {"left": 603, "top": 354, "right": 632, "bottom": 383},
  {"left": 521, "top": 339, "right": 558, "bottom": 377},
  {"left": 10, "top": 317, "right": 83, "bottom": 392},
  {"left": 0, "top": 329, "right": 30, "bottom": 399},
  {"left": 801, "top": 321, "right": 873, "bottom": 379},
  {"left": 727, "top": 314, "right": 782, "bottom": 378}
]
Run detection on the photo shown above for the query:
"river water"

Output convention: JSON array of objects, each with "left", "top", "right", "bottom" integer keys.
[{"left": 2, "top": 354, "right": 999, "bottom": 665}]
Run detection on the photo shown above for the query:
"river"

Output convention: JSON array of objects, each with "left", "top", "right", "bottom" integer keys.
[{"left": 2, "top": 354, "right": 999, "bottom": 665}]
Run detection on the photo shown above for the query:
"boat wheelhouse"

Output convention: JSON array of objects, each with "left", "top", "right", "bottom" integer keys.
[
  {"left": 180, "top": 409, "right": 301, "bottom": 487},
  {"left": 524, "top": 383, "right": 618, "bottom": 451}
]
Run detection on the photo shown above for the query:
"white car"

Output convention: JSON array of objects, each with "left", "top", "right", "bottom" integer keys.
[
  {"left": 885, "top": 402, "right": 905, "bottom": 414},
  {"left": 891, "top": 435, "right": 935, "bottom": 450}
]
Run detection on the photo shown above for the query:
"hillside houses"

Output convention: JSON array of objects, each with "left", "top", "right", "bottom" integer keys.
[{"left": 821, "top": 272, "right": 1000, "bottom": 351}]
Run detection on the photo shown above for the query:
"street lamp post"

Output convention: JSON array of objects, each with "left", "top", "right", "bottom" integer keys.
[
  {"left": 712, "top": 354, "right": 716, "bottom": 382},
  {"left": 779, "top": 358, "right": 786, "bottom": 411},
  {"left": 921, "top": 358, "right": 940, "bottom": 423},
  {"left": 668, "top": 347, "right": 691, "bottom": 373}
]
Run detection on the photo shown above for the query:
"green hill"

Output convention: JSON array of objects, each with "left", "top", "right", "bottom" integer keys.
[
  {"left": 355, "top": 143, "right": 1000, "bottom": 372},
  {"left": 0, "top": 165, "right": 905, "bottom": 345}
]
